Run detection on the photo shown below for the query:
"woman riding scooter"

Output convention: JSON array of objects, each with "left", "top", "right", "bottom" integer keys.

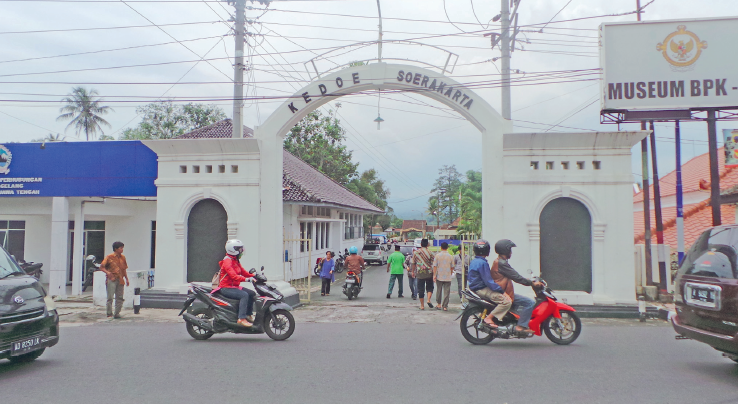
[{"left": 214, "top": 240, "right": 256, "bottom": 327}]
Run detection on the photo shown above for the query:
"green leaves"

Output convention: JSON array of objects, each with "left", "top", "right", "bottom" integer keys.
[
  {"left": 119, "top": 101, "right": 226, "bottom": 140},
  {"left": 56, "top": 87, "right": 112, "bottom": 141}
]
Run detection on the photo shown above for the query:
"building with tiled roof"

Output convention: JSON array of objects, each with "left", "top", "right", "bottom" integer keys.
[{"left": 634, "top": 147, "right": 737, "bottom": 247}]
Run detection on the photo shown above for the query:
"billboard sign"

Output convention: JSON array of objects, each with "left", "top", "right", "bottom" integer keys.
[
  {"left": 600, "top": 17, "right": 738, "bottom": 111},
  {"left": 724, "top": 129, "right": 738, "bottom": 167},
  {"left": 0, "top": 141, "right": 157, "bottom": 197}
]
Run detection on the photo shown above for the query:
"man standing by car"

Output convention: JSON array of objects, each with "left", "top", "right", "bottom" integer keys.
[
  {"left": 386, "top": 245, "right": 405, "bottom": 298},
  {"left": 100, "top": 241, "right": 129, "bottom": 319}
]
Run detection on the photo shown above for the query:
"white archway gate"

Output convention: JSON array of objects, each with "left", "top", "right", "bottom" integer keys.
[{"left": 254, "top": 62, "right": 512, "bottom": 275}]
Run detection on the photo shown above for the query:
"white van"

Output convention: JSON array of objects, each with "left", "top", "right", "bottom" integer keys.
[{"left": 413, "top": 238, "right": 423, "bottom": 248}]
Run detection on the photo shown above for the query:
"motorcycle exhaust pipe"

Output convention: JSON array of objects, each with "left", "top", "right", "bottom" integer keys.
[{"left": 182, "top": 313, "right": 214, "bottom": 331}]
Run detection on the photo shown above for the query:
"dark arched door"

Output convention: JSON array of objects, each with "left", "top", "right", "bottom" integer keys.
[
  {"left": 540, "top": 197, "right": 592, "bottom": 292},
  {"left": 187, "top": 199, "right": 228, "bottom": 282}
]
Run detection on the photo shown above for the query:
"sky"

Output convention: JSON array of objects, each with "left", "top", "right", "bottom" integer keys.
[{"left": 0, "top": 0, "right": 737, "bottom": 220}]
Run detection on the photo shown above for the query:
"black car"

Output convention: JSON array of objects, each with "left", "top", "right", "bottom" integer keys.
[
  {"left": 672, "top": 225, "right": 738, "bottom": 363},
  {"left": 0, "top": 246, "right": 59, "bottom": 363}
]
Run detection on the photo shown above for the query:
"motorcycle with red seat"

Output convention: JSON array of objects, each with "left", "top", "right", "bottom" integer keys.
[{"left": 458, "top": 277, "right": 581, "bottom": 345}]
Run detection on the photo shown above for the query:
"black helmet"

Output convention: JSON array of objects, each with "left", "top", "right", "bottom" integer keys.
[
  {"left": 473, "top": 239, "right": 491, "bottom": 257},
  {"left": 494, "top": 239, "right": 516, "bottom": 257}
]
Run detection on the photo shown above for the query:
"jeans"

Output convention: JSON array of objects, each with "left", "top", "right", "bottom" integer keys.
[
  {"left": 388, "top": 274, "right": 404, "bottom": 296},
  {"left": 321, "top": 277, "right": 331, "bottom": 294},
  {"left": 455, "top": 273, "right": 464, "bottom": 300},
  {"left": 407, "top": 276, "right": 417, "bottom": 298},
  {"left": 218, "top": 287, "right": 255, "bottom": 319},
  {"left": 511, "top": 293, "right": 536, "bottom": 327},
  {"left": 106, "top": 280, "right": 125, "bottom": 317},
  {"left": 435, "top": 281, "right": 451, "bottom": 308}
]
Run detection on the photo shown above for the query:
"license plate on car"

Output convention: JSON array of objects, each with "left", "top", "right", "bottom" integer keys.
[
  {"left": 346, "top": 279, "right": 355, "bottom": 283},
  {"left": 11, "top": 337, "right": 41, "bottom": 356},
  {"left": 685, "top": 282, "right": 722, "bottom": 310}
]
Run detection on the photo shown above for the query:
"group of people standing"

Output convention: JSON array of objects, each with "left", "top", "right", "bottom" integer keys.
[{"left": 386, "top": 239, "right": 468, "bottom": 311}]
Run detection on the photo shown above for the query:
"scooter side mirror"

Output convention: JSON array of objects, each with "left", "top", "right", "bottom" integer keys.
[
  {"left": 260, "top": 266, "right": 264, "bottom": 272},
  {"left": 249, "top": 268, "right": 256, "bottom": 274}
]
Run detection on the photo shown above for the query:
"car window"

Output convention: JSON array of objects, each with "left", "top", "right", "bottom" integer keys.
[
  {"left": 0, "top": 246, "right": 24, "bottom": 279},
  {"left": 400, "top": 246, "right": 413, "bottom": 255},
  {"left": 678, "top": 227, "right": 737, "bottom": 279},
  {"left": 363, "top": 245, "right": 379, "bottom": 251}
]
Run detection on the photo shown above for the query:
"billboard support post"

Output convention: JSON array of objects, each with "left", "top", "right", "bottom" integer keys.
[
  {"left": 707, "top": 109, "right": 721, "bottom": 226},
  {"left": 641, "top": 122, "right": 653, "bottom": 286},
  {"left": 675, "top": 120, "right": 685, "bottom": 264},
  {"left": 650, "top": 121, "right": 668, "bottom": 294}
]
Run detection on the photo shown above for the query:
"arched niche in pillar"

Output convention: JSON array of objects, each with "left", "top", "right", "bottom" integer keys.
[{"left": 187, "top": 198, "right": 228, "bottom": 282}]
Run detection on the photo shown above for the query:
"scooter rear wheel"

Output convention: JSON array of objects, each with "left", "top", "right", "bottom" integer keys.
[
  {"left": 264, "top": 309, "right": 295, "bottom": 341},
  {"left": 542, "top": 310, "right": 581, "bottom": 345},
  {"left": 185, "top": 307, "right": 215, "bottom": 340},
  {"left": 459, "top": 306, "right": 496, "bottom": 345}
]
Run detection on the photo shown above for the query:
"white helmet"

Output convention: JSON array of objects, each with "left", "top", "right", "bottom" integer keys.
[{"left": 225, "top": 239, "right": 245, "bottom": 257}]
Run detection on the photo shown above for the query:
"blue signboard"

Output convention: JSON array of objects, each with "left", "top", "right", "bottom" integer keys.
[{"left": 0, "top": 141, "right": 157, "bottom": 197}]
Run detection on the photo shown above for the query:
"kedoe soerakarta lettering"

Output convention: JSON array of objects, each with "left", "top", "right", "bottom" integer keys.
[{"left": 608, "top": 79, "right": 729, "bottom": 100}]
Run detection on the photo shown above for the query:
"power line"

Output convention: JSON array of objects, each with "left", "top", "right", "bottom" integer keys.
[{"left": 0, "top": 20, "right": 223, "bottom": 35}]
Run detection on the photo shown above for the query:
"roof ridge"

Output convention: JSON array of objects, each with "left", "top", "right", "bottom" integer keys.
[{"left": 634, "top": 199, "right": 713, "bottom": 243}]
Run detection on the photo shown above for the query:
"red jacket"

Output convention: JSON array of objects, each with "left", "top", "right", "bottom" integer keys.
[{"left": 217, "top": 256, "right": 254, "bottom": 289}]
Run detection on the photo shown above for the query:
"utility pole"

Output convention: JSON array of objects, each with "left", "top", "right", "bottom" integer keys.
[
  {"left": 636, "top": 0, "right": 653, "bottom": 288},
  {"left": 650, "top": 121, "right": 668, "bottom": 295},
  {"left": 500, "top": 0, "right": 511, "bottom": 120},
  {"left": 675, "top": 121, "right": 685, "bottom": 264},
  {"left": 231, "top": 0, "right": 245, "bottom": 139},
  {"left": 707, "top": 109, "right": 721, "bottom": 225}
]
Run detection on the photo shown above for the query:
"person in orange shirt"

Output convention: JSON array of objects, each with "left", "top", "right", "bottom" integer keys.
[{"left": 100, "top": 241, "right": 129, "bottom": 319}]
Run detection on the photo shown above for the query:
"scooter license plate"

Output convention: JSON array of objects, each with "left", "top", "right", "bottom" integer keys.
[{"left": 346, "top": 279, "right": 355, "bottom": 283}]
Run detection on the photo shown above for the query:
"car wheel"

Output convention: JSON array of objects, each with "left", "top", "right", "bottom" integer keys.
[{"left": 8, "top": 348, "right": 45, "bottom": 363}]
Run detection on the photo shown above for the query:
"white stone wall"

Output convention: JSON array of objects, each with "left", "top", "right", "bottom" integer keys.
[{"left": 502, "top": 132, "right": 648, "bottom": 304}]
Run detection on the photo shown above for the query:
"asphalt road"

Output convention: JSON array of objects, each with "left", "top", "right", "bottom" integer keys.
[{"left": 1, "top": 319, "right": 737, "bottom": 404}]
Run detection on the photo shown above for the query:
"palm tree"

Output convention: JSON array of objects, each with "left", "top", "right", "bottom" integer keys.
[{"left": 57, "top": 87, "right": 113, "bottom": 141}]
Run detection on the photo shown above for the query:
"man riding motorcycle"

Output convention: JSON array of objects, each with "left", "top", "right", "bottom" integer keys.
[
  {"left": 467, "top": 240, "right": 510, "bottom": 330},
  {"left": 213, "top": 239, "right": 256, "bottom": 328},
  {"left": 343, "top": 246, "right": 365, "bottom": 284},
  {"left": 489, "top": 239, "right": 542, "bottom": 336}
]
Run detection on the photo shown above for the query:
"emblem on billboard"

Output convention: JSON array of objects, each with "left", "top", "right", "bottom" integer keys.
[
  {"left": 724, "top": 130, "right": 738, "bottom": 168},
  {"left": 656, "top": 25, "right": 708, "bottom": 70},
  {"left": 0, "top": 145, "right": 11, "bottom": 175}
]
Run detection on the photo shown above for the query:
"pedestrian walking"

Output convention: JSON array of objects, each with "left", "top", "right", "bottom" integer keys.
[
  {"left": 386, "top": 245, "right": 405, "bottom": 298},
  {"left": 100, "top": 241, "right": 129, "bottom": 319},
  {"left": 405, "top": 248, "right": 418, "bottom": 300},
  {"left": 433, "top": 242, "right": 454, "bottom": 311},
  {"left": 319, "top": 251, "right": 335, "bottom": 296},
  {"left": 410, "top": 239, "right": 435, "bottom": 310},
  {"left": 453, "top": 246, "right": 470, "bottom": 301}
]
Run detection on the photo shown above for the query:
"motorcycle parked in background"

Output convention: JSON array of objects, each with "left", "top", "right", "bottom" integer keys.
[
  {"left": 343, "top": 270, "right": 361, "bottom": 300},
  {"left": 458, "top": 277, "right": 581, "bottom": 345},
  {"left": 18, "top": 260, "right": 43, "bottom": 280},
  {"left": 82, "top": 255, "right": 100, "bottom": 292},
  {"left": 334, "top": 249, "right": 347, "bottom": 274},
  {"left": 180, "top": 266, "right": 295, "bottom": 341}
]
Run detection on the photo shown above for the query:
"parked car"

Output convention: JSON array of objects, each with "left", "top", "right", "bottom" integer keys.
[
  {"left": 413, "top": 238, "right": 423, "bottom": 248},
  {"left": 361, "top": 244, "right": 387, "bottom": 265},
  {"left": 672, "top": 225, "right": 738, "bottom": 363}
]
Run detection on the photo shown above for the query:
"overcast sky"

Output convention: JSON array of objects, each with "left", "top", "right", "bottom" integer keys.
[{"left": 1, "top": 0, "right": 737, "bottom": 219}]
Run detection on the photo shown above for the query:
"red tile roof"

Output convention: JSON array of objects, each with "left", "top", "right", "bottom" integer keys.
[
  {"left": 634, "top": 147, "right": 738, "bottom": 203},
  {"left": 176, "top": 119, "right": 254, "bottom": 139},
  {"left": 401, "top": 220, "right": 427, "bottom": 232},
  {"left": 634, "top": 202, "right": 735, "bottom": 247}
]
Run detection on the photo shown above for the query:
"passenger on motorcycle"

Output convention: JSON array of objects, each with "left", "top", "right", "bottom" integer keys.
[
  {"left": 467, "top": 239, "right": 510, "bottom": 330},
  {"left": 343, "top": 246, "right": 365, "bottom": 283},
  {"left": 490, "top": 239, "right": 543, "bottom": 336},
  {"left": 216, "top": 239, "right": 256, "bottom": 328}
]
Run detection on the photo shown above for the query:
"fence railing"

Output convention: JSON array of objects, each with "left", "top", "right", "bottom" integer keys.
[{"left": 283, "top": 237, "right": 313, "bottom": 303}]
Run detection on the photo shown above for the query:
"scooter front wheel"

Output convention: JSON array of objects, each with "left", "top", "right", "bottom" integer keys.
[
  {"left": 264, "top": 309, "right": 295, "bottom": 341},
  {"left": 542, "top": 310, "right": 581, "bottom": 345},
  {"left": 459, "top": 306, "right": 496, "bottom": 345}
]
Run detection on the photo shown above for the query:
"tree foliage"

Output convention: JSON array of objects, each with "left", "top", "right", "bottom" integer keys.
[
  {"left": 119, "top": 101, "right": 226, "bottom": 140},
  {"left": 428, "top": 164, "right": 463, "bottom": 224},
  {"left": 30, "top": 133, "right": 64, "bottom": 143},
  {"left": 57, "top": 87, "right": 113, "bottom": 141},
  {"left": 283, "top": 110, "right": 358, "bottom": 186},
  {"left": 457, "top": 170, "right": 482, "bottom": 237},
  {"left": 346, "top": 169, "right": 393, "bottom": 232}
]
